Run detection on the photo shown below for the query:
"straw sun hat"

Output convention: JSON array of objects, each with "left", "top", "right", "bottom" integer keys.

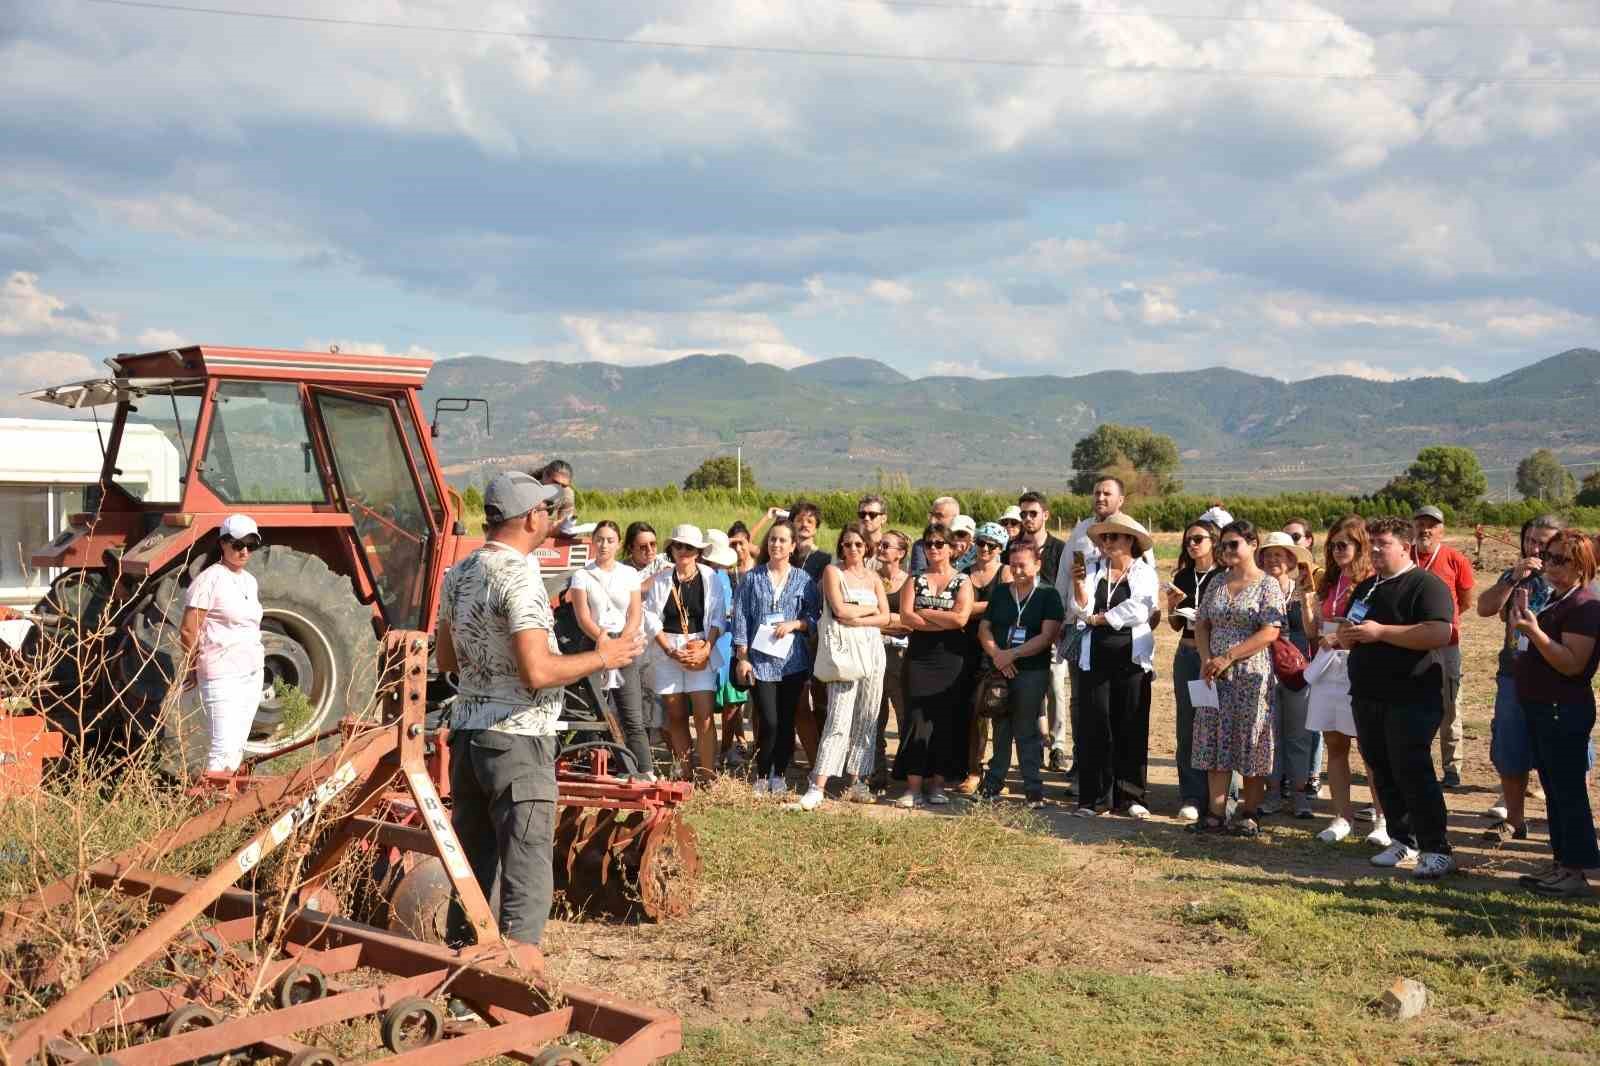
[
  {"left": 1086, "top": 513, "right": 1153, "bottom": 555},
  {"left": 1256, "top": 531, "right": 1312, "bottom": 567}
]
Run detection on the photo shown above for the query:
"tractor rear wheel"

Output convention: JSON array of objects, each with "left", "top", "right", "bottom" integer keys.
[
  {"left": 144, "top": 545, "right": 380, "bottom": 776},
  {"left": 23, "top": 568, "right": 117, "bottom": 751}
]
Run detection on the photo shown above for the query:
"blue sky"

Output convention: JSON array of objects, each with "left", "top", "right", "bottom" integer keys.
[{"left": 4, "top": 0, "right": 1599, "bottom": 411}]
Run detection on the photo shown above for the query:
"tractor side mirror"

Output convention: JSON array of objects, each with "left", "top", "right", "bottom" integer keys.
[{"left": 431, "top": 397, "right": 490, "bottom": 439}]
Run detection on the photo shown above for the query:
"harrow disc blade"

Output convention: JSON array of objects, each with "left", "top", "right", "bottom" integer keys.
[{"left": 552, "top": 808, "right": 699, "bottom": 922}]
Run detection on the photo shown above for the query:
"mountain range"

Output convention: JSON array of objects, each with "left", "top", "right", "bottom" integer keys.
[{"left": 421, "top": 348, "right": 1600, "bottom": 493}]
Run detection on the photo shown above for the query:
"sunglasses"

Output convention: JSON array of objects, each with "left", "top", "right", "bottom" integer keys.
[
  {"left": 1287, "top": 531, "right": 1307, "bottom": 542},
  {"left": 1543, "top": 552, "right": 1572, "bottom": 567},
  {"left": 841, "top": 539, "right": 866, "bottom": 550},
  {"left": 1185, "top": 534, "right": 1210, "bottom": 545},
  {"left": 1218, "top": 539, "right": 1249, "bottom": 552},
  {"left": 223, "top": 537, "right": 263, "bottom": 552},
  {"left": 977, "top": 540, "right": 1001, "bottom": 550},
  {"left": 1329, "top": 540, "right": 1354, "bottom": 551},
  {"left": 858, "top": 510, "right": 884, "bottom": 519},
  {"left": 1019, "top": 510, "right": 1042, "bottom": 518},
  {"left": 925, "top": 540, "right": 949, "bottom": 550}
]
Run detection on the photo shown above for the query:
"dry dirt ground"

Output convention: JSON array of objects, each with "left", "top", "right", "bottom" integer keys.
[{"left": 538, "top": 531, "right": 1600, "bottom": 1062}]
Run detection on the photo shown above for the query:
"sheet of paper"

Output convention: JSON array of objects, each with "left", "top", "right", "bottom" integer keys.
[
  {"left": 751, "top": 623, "right": 795, "bottom": 660},
  {"left": 1186, "top": 679, "right": 1220, "bottom": 710},
  {"left": 1174, "top": 606, "right": 1196, "bottom": 623}
]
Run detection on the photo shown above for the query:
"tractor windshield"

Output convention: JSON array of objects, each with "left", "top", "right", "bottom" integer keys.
[{"left": 119, "top": 383, "right": 203, "bottom": 502}]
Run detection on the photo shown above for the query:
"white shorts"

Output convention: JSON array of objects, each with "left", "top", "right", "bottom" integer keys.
[{"left": 653, "top": 660, "right": 717, "bottom": 696}]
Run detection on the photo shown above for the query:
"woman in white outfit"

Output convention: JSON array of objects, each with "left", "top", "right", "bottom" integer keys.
[
  {"left": 642, "top": 524, "right": 726, "bottom": 780},
  {"left": 180, "top": 514, "right": 265, "bottom": 774},
  {"left": 801, "top": 523, "right": 891, "bottom": 809},
  {"left": 569, "top": 520, "right": 651, "bottom": 777}
]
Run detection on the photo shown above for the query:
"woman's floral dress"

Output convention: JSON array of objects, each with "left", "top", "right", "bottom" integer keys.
[{"left": 1192, "top": 574, "right": 1287, "bottom": 776}]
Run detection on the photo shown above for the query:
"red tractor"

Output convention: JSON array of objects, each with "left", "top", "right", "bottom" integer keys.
[{"left": 24, "top": 343, "right": 589, "bottom": 770}]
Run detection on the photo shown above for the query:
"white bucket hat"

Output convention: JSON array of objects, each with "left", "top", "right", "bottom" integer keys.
[
  {"left": 666, "top": 523, "right": 710, "bottom": 551},
  {"left": 1256, "top": 531, "right": 1312, "bottom": 567},
  {"left": 702, "top": 529, "right": 738, "bottom": 568}
]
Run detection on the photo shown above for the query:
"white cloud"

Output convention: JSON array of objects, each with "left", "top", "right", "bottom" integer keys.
[
  {"left": 559, "top": 312, "right": 813, "bottom": 369},
  {"left": 0, "top": 272, "right": 118, "bottom": 343},
  {"left": 866, "top": 279, "right": 914, "bottom": 304},
  {"left": 1303, "top": 360, "right": 1469, "bottom": 383},
  {"left": 135, "top": 328, "right": 185, "bottom": 349},
  {"left": 922, "top": 360, "right": 1005, "bottom": 380},
  {"left": 0, "top": 349, "right": 101, "bottom": 414}
]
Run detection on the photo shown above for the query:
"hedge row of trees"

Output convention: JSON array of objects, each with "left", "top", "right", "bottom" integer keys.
[{"left": 565, "top": 483, "right": 1600, "bottom": 534}]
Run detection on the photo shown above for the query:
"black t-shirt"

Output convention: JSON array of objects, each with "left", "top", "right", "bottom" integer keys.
[
  {"left": 1516, "top": 587, "right": 1600, "bottom": 706},
  {"left": 662, "top": 571, "right": 707, "bottom": 634},
  {"left": 1346, "top": 567, "right": 1455, "bottom": 704},
  {"left": 793, "top": 546, "right": 832, "bottom": 583},
  {"left": 983, "top": 581, "right": 1066, "bottom": 671},
  {"left": 1172, "top": 565, "right": 1221, "bottom": 640}
]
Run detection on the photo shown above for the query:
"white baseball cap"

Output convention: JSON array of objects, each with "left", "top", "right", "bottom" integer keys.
[
  {"left": 219, "top": 514, "right": 260, "bottom": 541},
  {"left": 950, "top": 515, "right": 978, "bottom": 536}
]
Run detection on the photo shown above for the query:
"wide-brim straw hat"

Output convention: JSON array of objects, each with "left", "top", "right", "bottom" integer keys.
[
  {"left": 702, "top": 529, "right": 738, "bottom": 568},
  {"left": 1256, "top": 531, "right": 1312, "bottom": 566},
  {"left": 666, "top": 523, "right": 710, "bottom": 551},
  {"left": 1087, "top": 513, "right": 1154, "bottom": 555}
]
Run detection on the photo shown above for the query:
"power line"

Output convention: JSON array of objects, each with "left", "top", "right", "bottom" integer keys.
[
  {"left": 845, "top": 0, "right": 1600, "bottom": 32},
  {"left": 85, "top": 0, "right": 1600, "bottom": 85}
]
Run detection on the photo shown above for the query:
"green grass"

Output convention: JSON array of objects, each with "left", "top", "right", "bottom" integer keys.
[{"left": 660, "top": 788, "right": 1600, "bottom": 1065}]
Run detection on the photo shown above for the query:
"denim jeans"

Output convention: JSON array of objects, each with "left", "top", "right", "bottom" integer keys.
[
  {"left": 1525, "top": 698, "right": 1600, "bottom": 869},
  {"left": 983, "top": 668, "right": 1049, "bottom": 799},
  {"left": 1272, "top": 681, "right": 1316, "bottom": 791},
  {"left": 1172, "top": 643, "right": 1209, "bottom": 808},
  {"left": 1351, "top": 694, "right": 1450, "bottom": 854}
]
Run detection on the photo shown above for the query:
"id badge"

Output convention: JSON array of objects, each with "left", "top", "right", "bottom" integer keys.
[
  {"left": 763, "top": 611, "right": 785, "bottom": 628},
  {"left": 1008, "top": 625, "right": 1028, "bottom": 647},
  {"left": 1347, "top": 600, "right": 1370, "bottom": 624},
  {"left": 1517, "top": 634, "right": 1530, "bottom": 653}
]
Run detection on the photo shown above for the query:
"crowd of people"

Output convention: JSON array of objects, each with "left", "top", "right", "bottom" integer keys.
[{"left": 404, "top": 469, "right": 1600, "bottom": 945}]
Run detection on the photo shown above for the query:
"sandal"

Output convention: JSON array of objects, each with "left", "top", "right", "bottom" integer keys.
[
  {"left": 1228, "top": 814, "right": 1261, "bottom": 837},
  {"left": 1187, "top": 814, "right": 1226, "bottom": 834}
]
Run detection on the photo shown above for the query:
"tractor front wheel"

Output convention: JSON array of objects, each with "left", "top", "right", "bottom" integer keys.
[{"left": 155, "top": 545, "right": 380, "bottom": 776}]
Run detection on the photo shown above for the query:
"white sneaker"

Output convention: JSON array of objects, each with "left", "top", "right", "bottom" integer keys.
[
  {"left": 1412, "top": 852, "right": 1456, "bottom": 880},
  {"left": 1126, "top": 803, "right": 1150, "bottom": 819},
  {"left": 1371, "top": 842, "right": 1419, "bottom": 868},
  {"left": 1365, "top": 819, "right": 1392, "bottom": 848},
  {"left": 1177, "top": 804, "right": 1201, "bottom": 822},
  {"left": 894, "top": 791, "right": 917, "bottom": 809},
  {"left": 1485, "top": 796, "right": 1509, "bottom": 821},
  {"left": 798, "top": 787, "right": 825, "bottom": 811},
  {"left": 926, "top": 788, "right": 950, "bottom": 806},
  {"left": 768, "top": 776, "right": 789, "bottom": 797},
  {"left": 1316, "top": 817, "right": 1352, "bottom": 844},
  {"left": 752, "top": 778, "right": 770, "bottom": 795}
]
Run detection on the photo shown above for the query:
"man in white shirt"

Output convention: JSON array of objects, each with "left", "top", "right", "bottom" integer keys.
[{"left": 436, "top": 471, "right": 642, "bottom": 945}]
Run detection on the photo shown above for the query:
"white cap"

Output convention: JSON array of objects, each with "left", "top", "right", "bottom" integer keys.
[
  {"left": 219, "top": 514, "right": 260, "bottom": 541},
  {"left": 1199, "top": 506, "right": 1234, "bottom": 529},
  {"left": 999, "top": 506, "right": 1023, "bottom": 524},
  {"left": 950, "top": 514, "right": 977, "bottom": 536}
]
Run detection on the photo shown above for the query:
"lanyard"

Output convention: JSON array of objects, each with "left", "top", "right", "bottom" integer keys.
[
  {"left": 1359, "top": 563, "right": 1414, "bottom": 605},
  {"left": 1538, "top": 583, "right": 1578, "bottom": 619},
  {"left": 1098, "top": 562, "right": 1128, "bottom": 610},
  {"left": 766, "top": 566, "right": 789, "bottom": 613},
  {"left": 1012, "top": 578, "right": 1038, "bottom": 619},
  {"left": 1331, "top": 573, "right": 1349, "bottom": 612},
  {"left": 670, "top": 570, "right": 698, "bottom": 635},
  {"left": 1419, "top": 545, "right": 1441, "bottom": 573}
]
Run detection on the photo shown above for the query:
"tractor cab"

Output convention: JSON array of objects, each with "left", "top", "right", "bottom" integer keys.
[{"left": 30, "top": 346, "right": 452, "bottom": 633}]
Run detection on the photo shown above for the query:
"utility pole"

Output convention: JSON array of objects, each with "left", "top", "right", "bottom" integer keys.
[{"left": 736, "top": 444, "right": 742, "bottom": 497}]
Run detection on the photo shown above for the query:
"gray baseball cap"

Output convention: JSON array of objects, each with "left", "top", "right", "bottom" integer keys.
[
  {"left": 483, "top": 471, "right": 560, "bottom": 524},
  {"left": 1412, "top": 505, "right": 1445, "bottom": 523}
]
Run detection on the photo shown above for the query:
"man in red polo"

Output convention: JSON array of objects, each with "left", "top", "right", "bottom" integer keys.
[{"left": 1412, "top": 505, "right": 1476, "bottom": 788}]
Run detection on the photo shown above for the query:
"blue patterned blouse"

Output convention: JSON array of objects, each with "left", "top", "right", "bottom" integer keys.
[{"left": 731, "top": 565, "right": 822, "bottom": 682}]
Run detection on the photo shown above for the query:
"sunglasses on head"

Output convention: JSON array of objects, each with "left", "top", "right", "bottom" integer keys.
[{"left": 223, "top": 536, "right": 262, "bottom": 552}]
